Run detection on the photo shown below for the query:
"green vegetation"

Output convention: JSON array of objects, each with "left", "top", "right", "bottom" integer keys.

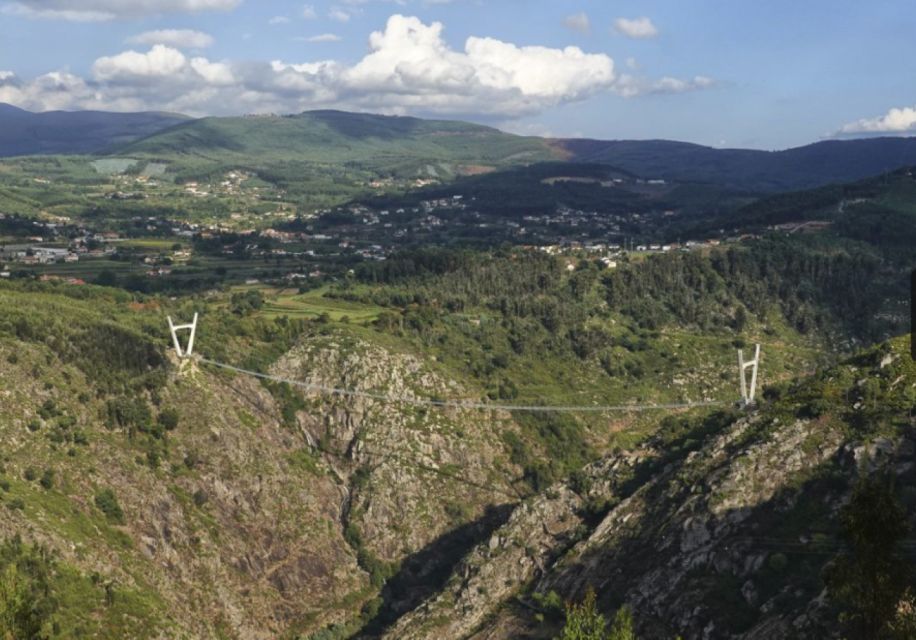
[
  {"left": 827, "top": 476, "right": 911, "bottom": 640},
  {"left": 0, "top": 104, "right": 188, "bottom": 157},
  {"left": 558, "top": 589, "right": 637, "bottom": 640},
  {"left": 0, "top": 109, "right": 913, "bottom": 638},
  {"left": 94, "top": 489, "right": 125, "bottom": 525},
  {"left": 0, "top": 535, "right": 164, "bottom": 639},
  {"left": 0, "top": 536, "right": 57, "bottom": 640},
  {"left": 559, "top": 589, "right": 607, "bottom": 640}
]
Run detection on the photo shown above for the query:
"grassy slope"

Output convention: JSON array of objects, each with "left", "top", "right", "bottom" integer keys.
[{"left": 119, "top": 110, "right": 557, "bottom": 176}]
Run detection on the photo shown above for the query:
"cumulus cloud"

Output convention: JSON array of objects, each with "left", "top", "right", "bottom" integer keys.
[
  {"left": 302, "top": 4, "right": 317, "bottom": 19},
  {"left": 839, "top": 106, "right": 916, "bottom": 135},
  {"left": 269, "top": 15, "right": 290, "bottom": 25},
  {"left": 563, "top": 12, "right": 589, "bottom": 34},
  {"left": 93, "top": 45, "right": 188, "bottom": 81},
  {"left": 127, "top": 29, "right": 214, "bottom": 49},
  {"left": 613, "top": 16, "right": 658, "bottom": 39},
  {"left": 1, "top": 15, "right": 711, "bottom": 118},
  {"left": 322, "top": 16, "right": 618, "bottom": 116},
  {"left": 0, "top": 71, "right": 106, "bottom": 111},
  {"left": 2, "top": 0, "right": 239, "bottom": 21}
]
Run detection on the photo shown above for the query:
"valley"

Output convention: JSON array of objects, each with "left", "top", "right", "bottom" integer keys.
[{"left": 0, "top": 106, "right": 913, "bottom": 640}]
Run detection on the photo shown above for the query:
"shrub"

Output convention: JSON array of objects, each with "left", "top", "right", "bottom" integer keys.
[
  {"left": 39, "top": 469, "right": 54, "bottom": 490},
  {"left": 94, "top": 489, "right": 125, "bottom": 524},
  {"left": 192, "top": 489, "right": 208, "bottom": 507},
  {"left": 157, "top": 408, "right": 180, "bottom": 431},
  {"left": 38, "top": 400, "right": 59, "bottom": 420},
  {"left": 560, "top": 588, "right": 605, "bottom": 640},
  {"left": 106, "top": 396, "right": 151, "bottom": 430},
  {"left": 184, "top": 451, "right": 201, "bottom": 470}
]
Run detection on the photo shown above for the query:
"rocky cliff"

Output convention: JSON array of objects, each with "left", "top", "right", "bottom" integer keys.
[
  {"left": 0, "top": 292, "right": 523, "bottom": 638},
  {"left": 384, "top": 338, "right": 916, "bottom": 639}
]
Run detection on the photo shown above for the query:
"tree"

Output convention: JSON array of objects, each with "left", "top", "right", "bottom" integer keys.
[
  {"left": 609, "top": 605, "right": 637, "bottom": 640},
  {"left": 559, "top": 588, "right": 606, "bottom": 640},
  {"left": 94, "top": 269, "right": 118, "bottom": 288},
  {"left": 157, "top": 408, "right": 180, "bottom": 431},
  {"left": 733, "top": 305, "right": 748, "bottom": 333},
  {"left": 0, "top": 537, "right": 57, "bottom": 639},
  {"left": 827, "top": 475, "right": 910, "bottom": 640},
  {"left": 889, "top": 589, "right": 916, "bottom": 640}
]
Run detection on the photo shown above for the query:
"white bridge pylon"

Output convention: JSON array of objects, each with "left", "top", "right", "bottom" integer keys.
[
  {"left": 738, "top": 343, "right": 761, "bottom": 407},
  {"left": 167, "top": 313, "right": 198, "bottom": 359}
]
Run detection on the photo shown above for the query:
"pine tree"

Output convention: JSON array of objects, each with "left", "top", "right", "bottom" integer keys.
[
  {"left": 827, "top": 475, "right": 910, "bottom": 639},
  {"left": 560, "top": 588, "right": 607, "bottom": 640},
  {"left": 609, "top": 605, "right": 637, "bottom": 640}
]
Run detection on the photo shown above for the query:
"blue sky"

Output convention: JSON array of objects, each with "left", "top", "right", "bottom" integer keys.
[{"left": 1, "top": 0, "right": 915, "bottom": 148}]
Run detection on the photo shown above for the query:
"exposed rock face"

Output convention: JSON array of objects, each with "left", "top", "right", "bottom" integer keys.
[
  {"left": 271, "top": 334, "right": 520, "bottom": 563},
  {"left": 0, "top": 330, "right": 522, "bottom": 638},
  {"left": 384, "top": 338, "right": 916, "bottom": 640},
  {"left": 537, "top": 416, "right": 846, "bottom": 639},
  {"left": 0, "top": 343, "right": 361, "bottom": 639},
  {"left": 384, "top": 450, "right": 647, "bottom": 639},
  {"left": 384, "top": 485, "right": 584, "bottom": 639}
]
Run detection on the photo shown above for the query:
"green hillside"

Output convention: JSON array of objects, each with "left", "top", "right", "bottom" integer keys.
[
  {"left": 0, "top": 217, "right": 896, "bottom": 637},
  {"left": 120, "top": 110, "right": 557, "bottom": 181},
  {"left": 389, "top": 335, "right": 916, "bottom": 639},
  {"left": 0, "top": 103, "right": 189, "bottom": 158}
]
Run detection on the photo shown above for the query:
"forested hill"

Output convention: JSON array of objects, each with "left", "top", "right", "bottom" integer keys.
[
  {"left": 6, "top": 104, "right": 916, "bottom": 193},
  {"left": 118, "top": 109, "right": 557, "bottom": 172},
  {"left": 553, "top": 135, "right": 916, "bottom": 192},
  {"left": 119, "top": 108, "right": 916, "bottom": 192},
  {"left": 0, "top": 103, "right": 190, "bottom": 157}
]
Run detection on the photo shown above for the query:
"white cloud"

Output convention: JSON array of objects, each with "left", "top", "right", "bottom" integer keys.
[
  {"left": 839, "top": 106, "right": 916, "bottom": 134},
  {"left": 331, "top": 15, "right": 616, "bottom": 115},
  {"left": 303, "top": 33, "right": 343, "bottom": 42},
  {"left": 302, "top": 4, "right": 317, "bottom": 19},
  {"left": 93, "top": 45, "right": 188, "bottom": 80},
  {"left": 328, "top": 7, "right": 352, "bottom": 21},
  {"left": 127, "top": 29, "right": 214, "bottom": 49},
  {"left": 269, "top": 15, "right": 290, "bottom": 25},
  {"left": 0, "top": 71, "right": 106, "bottom": 111},
  {"left": 2, "top": 0, "right": 239, "bottom": 21},
  {"left": 613, "top": 16, "right": 658, "bottom": 39},
  {"left": 189, "top": 57, "right": 235, "bottom": 84},
  {"left": 615, "top": 74, "right": 714, "bottom": 98},
  {"left": 563, "top": 12, "right": 589, "bottom": 34},
  {"left": 0, "top": 15, "right": 711, "bottom": 118}
]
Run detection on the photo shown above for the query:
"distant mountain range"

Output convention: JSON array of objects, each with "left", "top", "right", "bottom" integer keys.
[
  {"left": 0, "top": 103, "right": 189, "bottom": 157},
  {"left": 4, "top": 104, "right": 916, "bottom": 193},
  {"left": 555, "top": 136, "right": 916, "bottom": 192}
]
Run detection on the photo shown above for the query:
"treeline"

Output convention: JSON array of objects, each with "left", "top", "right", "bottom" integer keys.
[
  {"left": 348, "top": 238, "right": 902, "bottom": 344},
  {"left": 0, "top": 283, "right": 165, "bottom": 393}
]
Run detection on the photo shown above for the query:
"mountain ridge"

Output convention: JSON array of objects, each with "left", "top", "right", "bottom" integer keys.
[
  {"left": 0, "top": 103, "right": 191, "bottom": 157},
  {"left": 6, "top": 105, "right": 916, "bottom": 193}
]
